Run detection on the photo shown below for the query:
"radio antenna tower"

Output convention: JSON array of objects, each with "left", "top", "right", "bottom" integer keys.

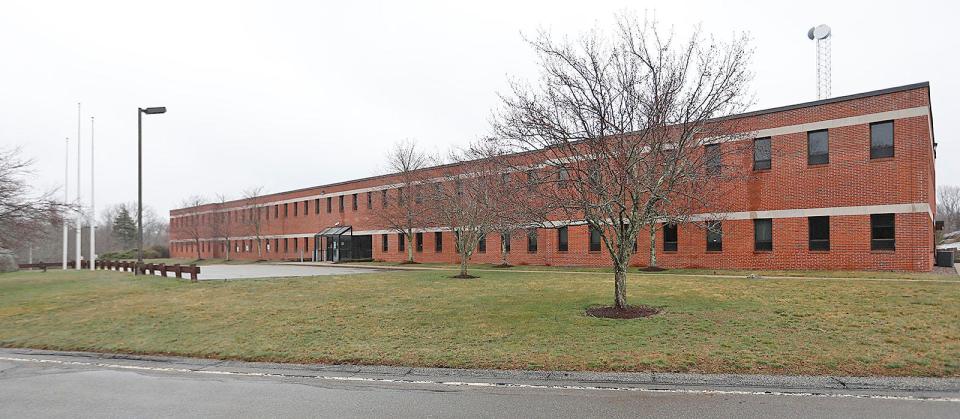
[{"left": 807, "top": 24, "right": 832, "bottom": 99}]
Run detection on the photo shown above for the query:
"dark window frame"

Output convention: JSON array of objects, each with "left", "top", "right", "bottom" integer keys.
[
  {"left": 807, "top": 129, "right": 829, "bottom": 165},
  {"left": 367, "top": 192, "right": 373, "bottom": 209},
  {"left": 283, "top": 203, "right": 288, "bottom": 218},
  {"left": 870, "top": 213, "right": 896, "bottom": 250},
  {"left": 754, "top": 218, "right": 773, "bottom": 252},
  {"left": 398, "top": 233, "right": 405, "bottom": 252},
  {"left": 706, "top": 221, "right": 723, "bottom": 252},
  {"left": 870, "top": 120, "right": 894, "bottom": 159},
  {"left": 808, "top": 216, "right": 830, "bottom": 251},
  {"left": 382, "top": 190, "right": 388, "bottom": 208},
  {"left": 527, "top": 228, "right": 538, "bottom": 253},
  {"left": 589, "top": 226, "right": 602, "bottom": 252},
  {"left": 663, "top": 223, "right": 678, "bottom": 252},
  {"left": 415, "top": 232, "right": 423, "bottom": 252},
  {"left": 557, "top": 226, "right": 569, "bottom": 252},
  {"left": 352, "top": 193, "right": 358, "bottom": 211},
  {"left": 502, "top": 232, "right": 511, "bottom": 253},
  {"left": 753, "top": 137, "right": 771, "bottom": 171},
  {"left": 382, "top": 234, "right": 389, "bottom": 252},
  {"left": 705, "top": 144, "right": 721, "bottom": 175},
  {"left": 314, "top": 198, "right": 320, "bottom": 214},
  {"left": 338, "top": 196, "right": 344, "bottom": 213},
  {"left": 478, "top": 234, "right": 486, "bottom": 253},
  {"left": 435, "top": 232, "right": 443, "bottom": 252},
  {"left": 326, "top": 197, "right": 332, "bottom": 213}
]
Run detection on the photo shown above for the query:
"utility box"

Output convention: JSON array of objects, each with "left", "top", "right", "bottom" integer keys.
[{"left": 936, "top": 250, "right": 955, "bottom": 267}]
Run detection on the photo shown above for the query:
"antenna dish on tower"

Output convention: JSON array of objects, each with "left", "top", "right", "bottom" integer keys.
[
  {"left": 807, "top": 24, "right": 832, "bottom": 99},
  {"left": 813, "top": 24, "right": 831, "bottom": 40}
]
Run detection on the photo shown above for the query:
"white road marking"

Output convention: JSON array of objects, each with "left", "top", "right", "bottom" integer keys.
[{"left": 1, "top": 356, "right": 957, "bottom": 403}]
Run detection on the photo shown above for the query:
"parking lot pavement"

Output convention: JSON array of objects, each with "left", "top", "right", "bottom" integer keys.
[{"left": 197, "top": 264, "right": 381, "bottom": 280}]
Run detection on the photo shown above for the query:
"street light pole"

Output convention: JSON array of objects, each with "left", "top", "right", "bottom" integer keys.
[{"left": 136, "top": 106, "right": 166, "bottom": 275}]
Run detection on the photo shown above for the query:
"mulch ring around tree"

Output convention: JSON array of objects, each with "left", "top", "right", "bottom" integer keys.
[
  {"left": 585, "top": 305, "right": 661, "bottom": 319},
  {"left": 490, "top": 263, "right": 513, "bottom": 268},
  {"left": 637, "top": 266, "right": 668, "bottom": 272},
  {"left": 450, "top": 274, "right": 479, "bottom": 279}
]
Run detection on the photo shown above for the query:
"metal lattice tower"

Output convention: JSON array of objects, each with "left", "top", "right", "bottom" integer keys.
[{"left": 808, "top": 24, "right": 832, "bottom": 100}]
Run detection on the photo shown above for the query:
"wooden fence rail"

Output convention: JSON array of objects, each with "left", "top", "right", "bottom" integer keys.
[{"left": 17, "top": 260, "right": 200, "bottom": 282}]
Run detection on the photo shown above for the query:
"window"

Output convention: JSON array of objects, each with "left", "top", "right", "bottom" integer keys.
[
  {"left": 338, "top": 196, "right": 344, "bottom": 213},
  {"left": 557, "top": 226, "right": 568, "bottom": 252},
  {"left": 753, "top": 137, "right": 771, "bottom": 170},
  {"left": 283, "top": 203, "right": 288, "bottom": 218},
  {"left": 754, "top": 218, "right": 772, "bottom": 251},
  {"left": 558, "top": 166, "right": 570, "bottom": 186},
  {"left": 807, "top": 130, "right": 829, "bottom": 165},
  {"left": 502, "top": 232, "right": 511, "bottom": 253},
  {"left": 326, "top": 197, "right": 332, "bottom": 213},
  {"left": 478, "top": 234, "right": 486, "bottom": 253},
  {"left": 274, "top": 205, "right": 279, "bottom": 219},
  {"left": 397, "top": 187, "right": 404, "bottom": 204},
  {"left": 870, "top": 121, "right": 894, "bottom": 159},
  {"left": 382, "top": 234, "right": 389, "bottom": 252},
  {"left": 705, "top": 144, "right": 721, "bottom": 175},
  {"left": 527, "top": 229, "right": 538, "bottom": 253},
  {"left": 809, "top": 216, "right": 830, "bottom": 251},
  {"left": 416, "top": 232, "right": 423, "bottom": 252},
  {"left": 398, "top": 233, "right": 405, "bottom": 252},
  {"left": 706, "top": 221, "right": 722, "bottom": 251},
  {"left": 352, "top": 194, "right": 358, "bottom": 211},
  {"left": 283, "top": 238, "right": 289, "bottom": 252},
  {"left": 266, "top": 241, "right": 271, "bottom": 253},
  {"left": 382, "top": 190, "right": 388, "bottom": 208},
  {"left": 367, "top": 192, "right": 373, "bottom": 209},
  {"left": 293, "top": 238, "right": 298, "bottom": 252},
  {"left": 663, "top": 224, "right": 678, "bottom": 252},
  {"left": 315, "top": 198, "right": 320, "bottom": 214},
  {"left": 526, "top": 170, "right": 536, "bottom": 191},
  {"left": 294, "top": 201, "right": 298, "bottom": 217},
  {"left": 435, "top": 232, "right": 443, "bottom": 252},
  {"left": 871, "top": 213, "right": 895, "bottom": 250},
  {"left": 589, "top": 226, "right": 602, "bottom": 252},
  {"left": 304, "top": 200, "right": 309, "bottom": 215}
]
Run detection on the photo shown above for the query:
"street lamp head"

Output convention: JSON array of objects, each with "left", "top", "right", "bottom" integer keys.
[{"left": 141, "top": 107, "right": 167, "bottom": 115}]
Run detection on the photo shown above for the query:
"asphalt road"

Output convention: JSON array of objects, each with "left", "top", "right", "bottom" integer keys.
[
  {"left": 197, "top": 264, "right": 380, "bottom": 280},
  {"left": 0, "top": 350, "right": 957, "bottom": 418}
]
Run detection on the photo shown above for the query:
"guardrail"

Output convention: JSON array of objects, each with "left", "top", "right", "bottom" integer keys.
[{"left": 17, "top": 260, "right": 201, "bottom": 282}]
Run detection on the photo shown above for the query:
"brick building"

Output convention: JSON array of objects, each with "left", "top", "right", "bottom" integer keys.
[{"left": 169, "top": 82, "right": 938, "bottom": 271}]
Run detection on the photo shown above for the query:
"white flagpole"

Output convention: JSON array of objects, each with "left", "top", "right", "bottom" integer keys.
[
  {"left": 89, "top": 116, "right": 96, "bottom": 271},
  {"left": 62, "top": 137, "right": 69, "bottom": 270},
  {"left": 75, "top": 103, "right": 82, "bottom": 270}
]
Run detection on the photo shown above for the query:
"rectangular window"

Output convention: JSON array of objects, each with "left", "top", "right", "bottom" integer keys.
[
  {"left": 415, "top": 232, "right": 423, "bottom": 252},
  {"left": 304, "top": 200, "right": 309, "bottom": 215},
  {"left": 284, "top": 238, "right": 289, "bottom": 252},
  {"left": 274, "top": 205, "right": 279, "bottom": 219},
  {"left": 338, "top": 196, "right": 344, "bottom": 213},
  {"left": 663, "top": 224, "right": 678, "bottom": 252},
  {"left": 870, "top": 121, "right": 894, "bottom": 159},
  {"left": 558, "top": 166, "right": 570, "bottom": 186},
  {"left": 293, "top": 238, "right": 298, "bottom": 252},
  {"left": 326, "top": 197, "right": 332, "bottom": 213},
  {"left": 706, "top": 221, "right": 722, "bottom": 251},
  {"left": 754, "top": 218, "right": 772, "bottom": 251},
  {"left": 527, "top": 229, "right": 538, "bottom": 253},
  {"left": 478, "top": 234, "right": 486, "bottom": 253},
  {"left": 294, "top": 201, "right": 298, "bottom": 217},
  {"left": 808, "top": 216, "right": 830, "bottom": 251},
  {"left": 557, "top": 226, "right": 568, "bottom": 252},
  {"left": 807, "top": 130, "right": 829, "bottom": 165},
  {"left": 283, "top": 203, "right": 288, "bottom": 218},
  {"left": 398, "top": 233, "right": 405, "bottom": 252},
  {"left": 352, "top": 193, "right": 358, "bottom": 211},
  {"left": 871, "top": 213, "right": 895, "bottom": 250},
  {"left": 589, "top": 226, "right": 602, "bottom": 251},
  {"left": 367, "top": 192, "right": 373, "bottom": 209},
  {"left": 397, "top": 187, "right": 404, "bottom": 204},
  {"left": 315, "top": 198, "right": 320, "bottom": 214},
  {"left": 502, "top": 232, "right": 511, "bottom": 253},
  {"left": 705, "top": 144, "right": 721, "bottom": 175},
  {"left": 382, "top": 190, "right": 388, "bottom": 208},
  {"left": 382, "top": 234, "right": 389, "bottom": 252},
  {"left": 753, "top": 137, "right": 771, "bottom": 170},
  {"left": 435, "top": 232, "right": 443, "bottom": 252}
]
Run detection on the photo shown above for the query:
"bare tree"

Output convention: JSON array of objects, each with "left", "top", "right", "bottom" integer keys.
[
  {"left": 243, "top": 186, "right": 269, "bottom": 259},
  {"left": 0, "top": 147, "right": 71, "bottom": 250},
  {"left": 938, "top": 185, "right": 960, "bottom": 235},
  {"left": 425, "top": 148, "right": 503, "bottom": 278},
  {"left": 492, "top": 14, "right": 752, "bottom": 310},
  {"left": 179, "top": 195, "right": 207, "bottom": 260},
  {"left": 209, "top": 194, "right": 233, "bottom": 261},
  {"left": 377, "top": 139, "right": 436, "bottom": 263}
]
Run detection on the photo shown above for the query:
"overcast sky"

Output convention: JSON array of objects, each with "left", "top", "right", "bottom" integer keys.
[{"left": 1, "top": 0, "right": 956, "bottom": 218}]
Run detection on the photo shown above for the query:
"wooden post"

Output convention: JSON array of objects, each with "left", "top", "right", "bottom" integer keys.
[
  {"left": 189, "top": 264, "right": 198, "bottom": 282},
  {"left": 174, "top": 264, "right": 182, "bottom": 279},
  {"left": 159, "top": 263, "right": 167, "bottom": 277}
]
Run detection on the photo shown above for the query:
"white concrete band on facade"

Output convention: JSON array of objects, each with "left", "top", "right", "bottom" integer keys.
[
  {"left": 169, "top": 106, "right": 932, "bottom": 220},
  {"left": 168, "top": 202, "right": 933, "bottom": 244}
]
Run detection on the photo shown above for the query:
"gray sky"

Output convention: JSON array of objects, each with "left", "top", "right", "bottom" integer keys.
[{"left": 2, "top": 0, "right": 956, "bottom": 218}]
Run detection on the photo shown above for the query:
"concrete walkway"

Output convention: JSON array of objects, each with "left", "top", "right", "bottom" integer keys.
[{"left": 197, "top": 264, "right": 382, "bottom": 280}]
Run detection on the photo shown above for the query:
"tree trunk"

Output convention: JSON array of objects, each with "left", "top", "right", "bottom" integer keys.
[
  {"left": 406, "top": 232, "right": 414, "bottom": 262},
  {"left": 460, "top": 253, "right": 469, "bottom": 277},
  {"left": 648, "top": 226, "right": 657, "bottom": 268},
  {"left": 225, "top": 242, "right": 230, "bottom": 261},
  {"left": 256, "top": 239, "right": 262, "bottom": 259},
  {"left": 613, "top": 265, "right": 627, "bottom": 309},
  {"left": 195, "top": 240, "right": 201, "bottom": 260},
  {"left": 500, "top": 236, "right": 508, "bottom": 266}
]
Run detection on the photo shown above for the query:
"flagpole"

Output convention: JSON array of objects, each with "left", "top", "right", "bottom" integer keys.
[
  {"left": 75, "top": 102, "right": 82, "bottom": 270},
  {"left": 89, "top": 116, "right": 96, "bottom": 271},
  {"left": 62, "top": 137, "right": 69, "bottom": 270}
]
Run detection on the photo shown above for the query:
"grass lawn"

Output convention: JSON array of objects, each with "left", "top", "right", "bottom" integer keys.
[{"left": 0, "top": 269, "right": 958, "bottom": 377}]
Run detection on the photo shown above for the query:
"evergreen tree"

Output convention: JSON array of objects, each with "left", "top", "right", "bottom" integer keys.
[{"left": 112, "top": 207, "right": 137, "bottom": 250}]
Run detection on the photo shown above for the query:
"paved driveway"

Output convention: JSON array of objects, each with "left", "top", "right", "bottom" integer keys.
[{"left": 198, "top": 264, "right": 380, "bottom": 281}]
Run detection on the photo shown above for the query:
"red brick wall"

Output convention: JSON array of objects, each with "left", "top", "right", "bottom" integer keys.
[{"left": 168, "top": 84, "right": 936, "bottom": 271}]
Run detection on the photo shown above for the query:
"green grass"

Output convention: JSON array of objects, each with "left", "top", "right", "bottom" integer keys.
[
  {"left": 350, "top": 260, "right": 957, "bottom": 281},
  {"left": 1, "top": 269, "right": 958, "bottom": 377}
]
